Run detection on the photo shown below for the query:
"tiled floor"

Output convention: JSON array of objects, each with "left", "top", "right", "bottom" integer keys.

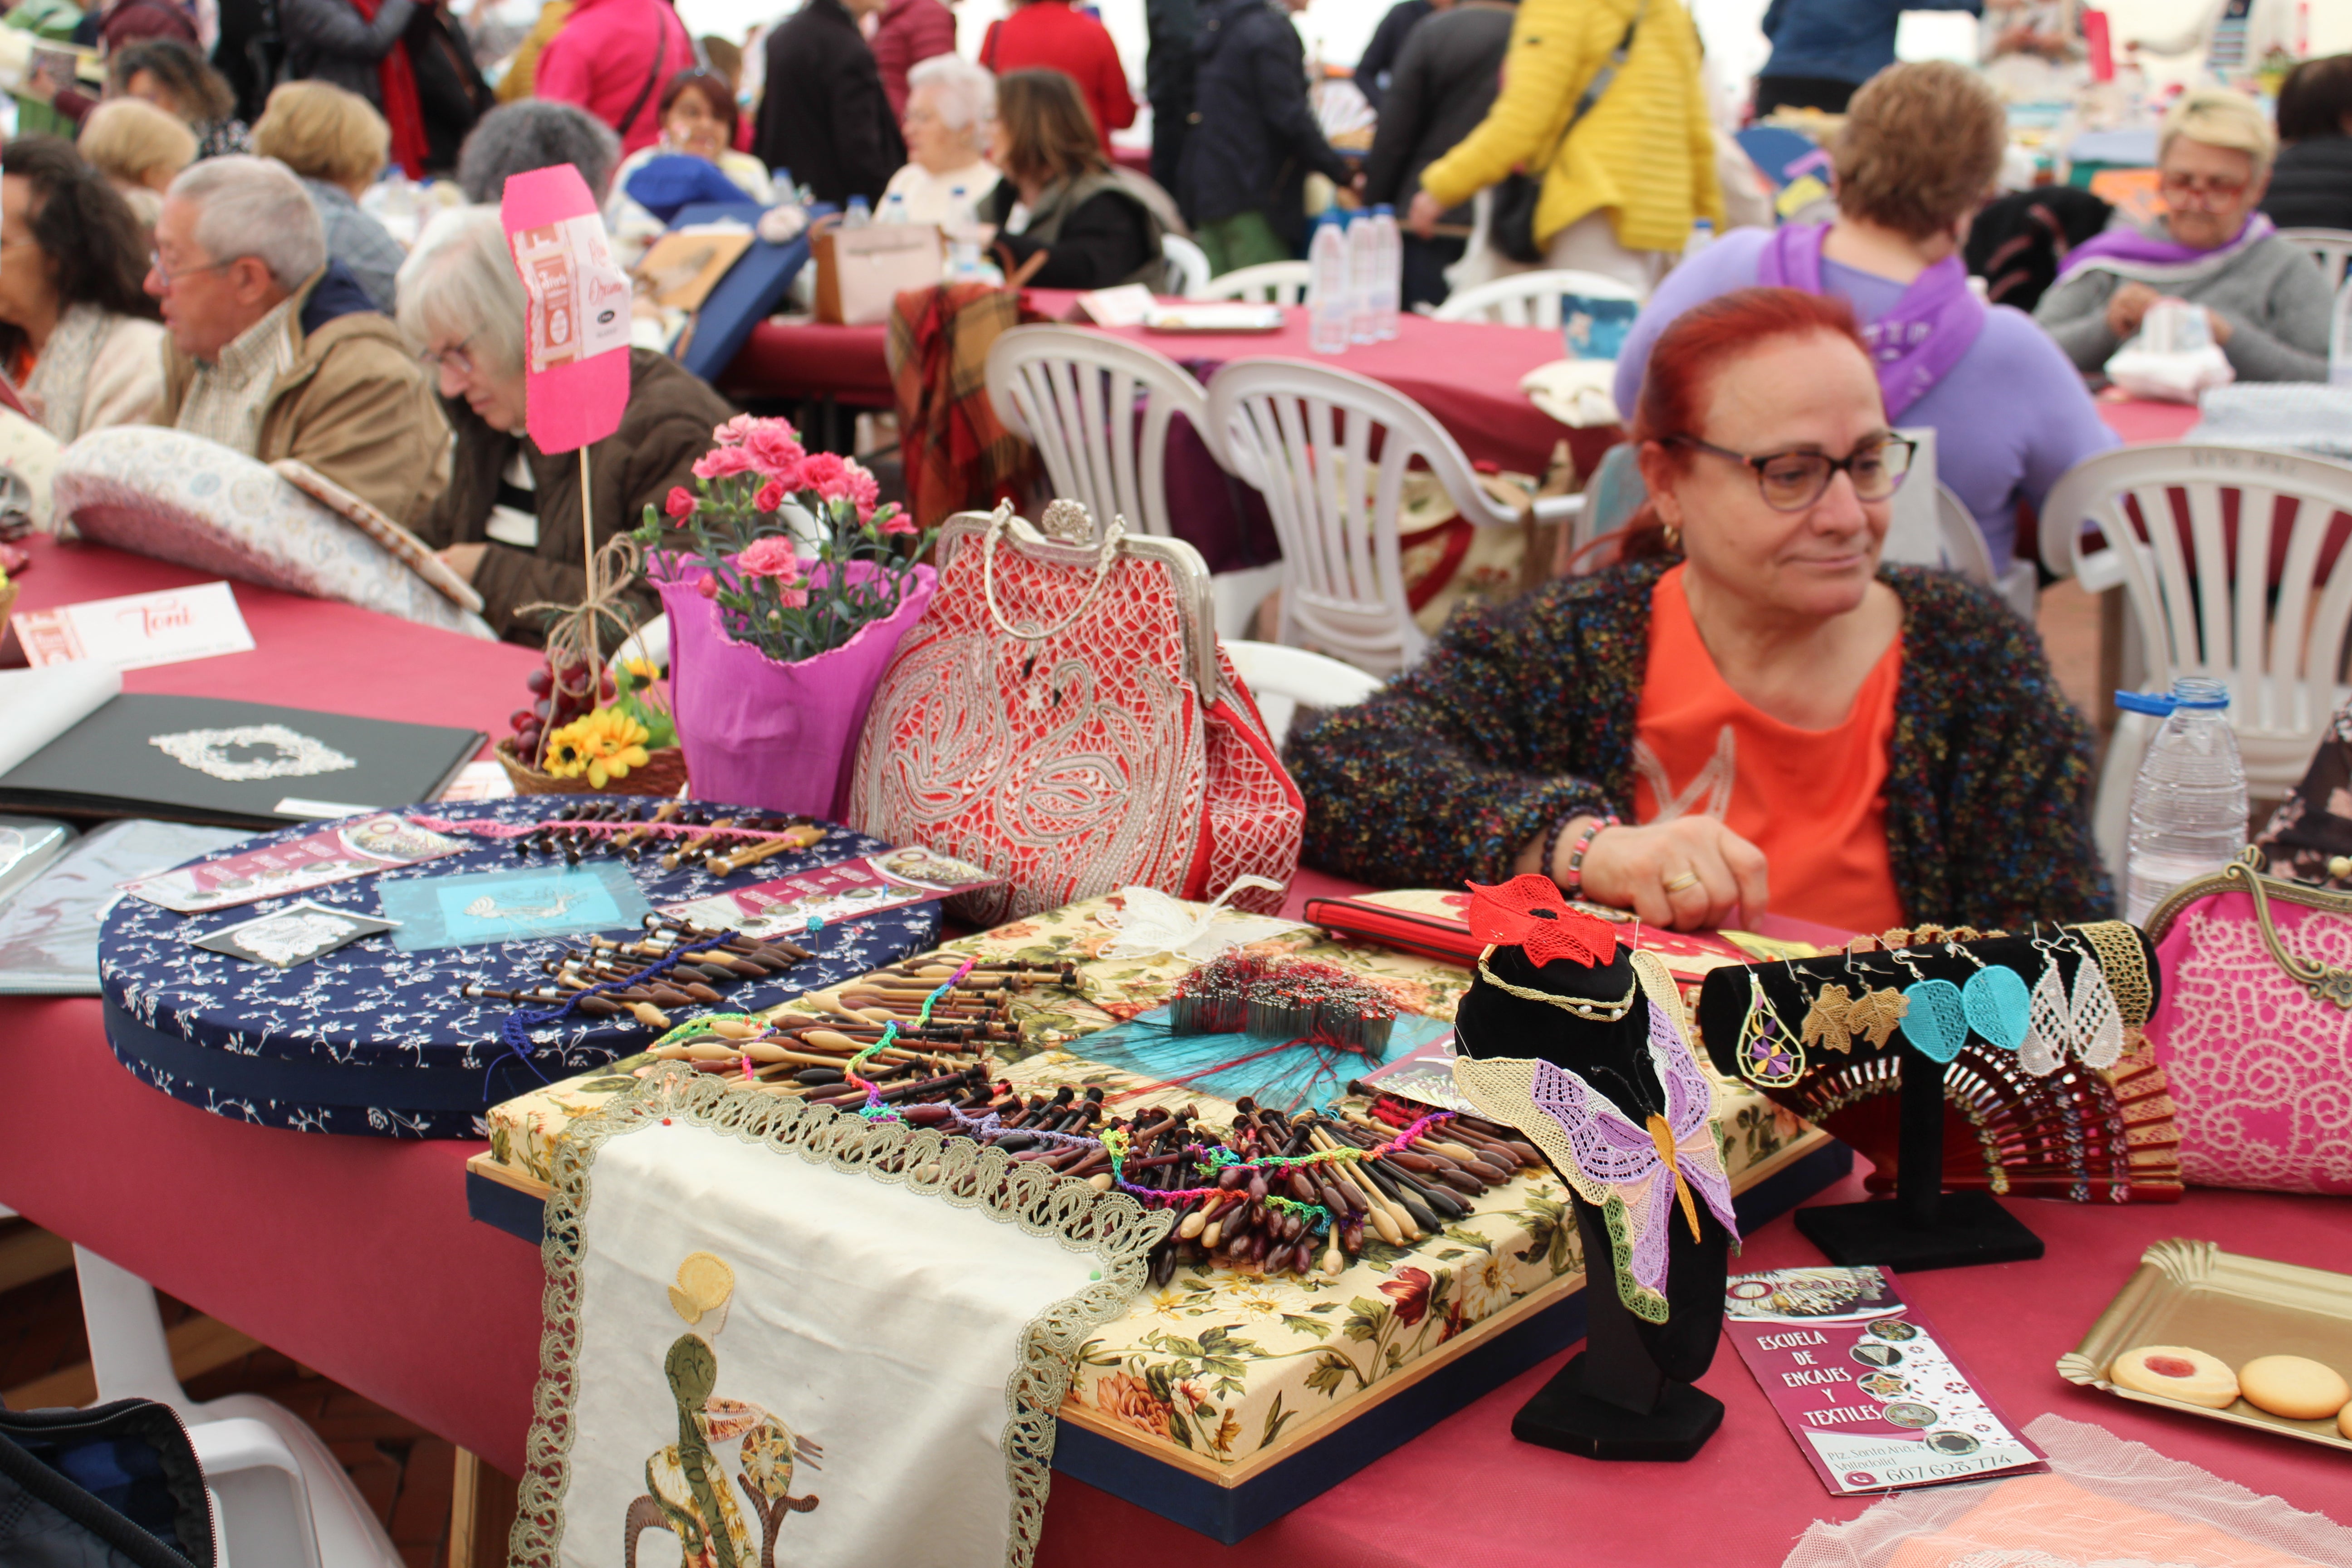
[{"left": 0, "top": 583, "right": 2112, "bottom": 1567}]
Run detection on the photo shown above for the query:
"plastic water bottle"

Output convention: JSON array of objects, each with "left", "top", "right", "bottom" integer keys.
[
  {"left": 1346, "top": 211, "right": 1378, "bottom": 344},
  {"left": 1369, "top": 204, "right": 1401, "bottom": 340},
  {"left": 2120, "top": 678, "right": 2249, "bottom": 926},
  {"left": 2329, "top": 274, "right": 2352, "bottom": 387},
  {"left": 879, "top": 190, "right": 909, "bottom": 224},
  {"left": 1308, "top": 215, "right": 1349, "bottom": 354},
  {"left": 843, "top": 195, "right": 871, "bottom": 228},
  {"left": 1685, "top": 217, "right": 1715, "bottom": 259}
]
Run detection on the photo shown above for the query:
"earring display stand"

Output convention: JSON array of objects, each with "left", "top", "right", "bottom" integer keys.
[{"left": 1694, "top": 926, "right": 2161, "bottom": 1274}]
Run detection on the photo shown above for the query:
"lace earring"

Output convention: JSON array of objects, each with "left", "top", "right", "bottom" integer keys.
[
  {"left": 1889, "top": 942, "right": 1968, "bottom": 1063},
  {"left": 2021, "top": 925, "right": 2072, "bottom": 1077},
  {"left": 1736, "top": 968, "right": 1805, "bottom": 1088},
  {"left": 2061, "top": 928, "right": 2126, "bottom": 1069},
  {"left": 1949, "top": 937, "right": 2031, "bottom": 1054}
]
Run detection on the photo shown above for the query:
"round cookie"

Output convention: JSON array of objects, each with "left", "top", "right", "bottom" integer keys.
[
  {"left": 2339, "top": 1401, "right": 2351, "bottom": 1440},
  {"left": 2110, "top": 1345, "right": 2240, "bottom": 1409},
  {"left": 2237, "top": 1355, "right": 2352, "bottom": 1421}
]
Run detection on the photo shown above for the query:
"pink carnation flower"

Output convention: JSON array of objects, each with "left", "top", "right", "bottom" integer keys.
[
  {"left": 796, "top": 452, "right": 848, "bottom": 494},
  {"left": 744, "top": 425, "right": 806, "bottom": 485},
  {"left": 696, "top": 574, "right": 718, "bottom": 598},
  {"left": 841, "top": 461, "right": 880, "bottom": 522},
  {"left": 779, "top": 586, "right": 810, "bottom": 608},
  {"left": 664, "top": 486, "right": 697, "bottom": 519},
  {"left": 691, "top": 445, "right": 758, "bottom": 481},
  {"left": 754, "top": 480, "right": 787, "bottom": 513},
  {"left": 880, "top": 511, "right": 916, "bottom": 536},
  {"left": 736, "top": 536, "right": 804, "bottom": 581},
  {"left": 714, "top": 413, "right": 761, "bottom": 447}
]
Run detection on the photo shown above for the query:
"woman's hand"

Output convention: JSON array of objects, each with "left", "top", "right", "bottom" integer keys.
[
  {"left": 438, "top": 543, "right": 488, "bottom": 583},
  {"left": 2105, "top": 281, "right": 2160, "bottom": 340},
  {"left": 1406, "top": 189, "right": 1444, "bottom": 239},
  {"left": 1578, "top": 817, "right": 1769, "bottom": 931}
]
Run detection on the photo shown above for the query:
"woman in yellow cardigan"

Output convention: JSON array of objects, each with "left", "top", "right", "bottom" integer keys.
[{"left": 1405, "top": 0, "right": 1723, "bottom": 294}]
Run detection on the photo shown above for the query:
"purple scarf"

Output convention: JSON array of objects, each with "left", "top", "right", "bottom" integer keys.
[
  {"left": 1756, "top": 223, "right": 1986, "bottom": 421},
  {"left": 2055, "top": 212, "right": 2275, "bottom": 284}
]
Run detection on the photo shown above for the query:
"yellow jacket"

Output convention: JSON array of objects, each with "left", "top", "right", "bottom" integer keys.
[{"left": 1418, "top": 0, "right": 1723, "bottom": 255}]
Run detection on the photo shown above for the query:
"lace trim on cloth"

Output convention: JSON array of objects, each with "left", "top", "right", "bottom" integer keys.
[
  {"left": 508, "top": 1067, "right": 1175, "bottom": 1568},
  {"left": 1780, "top": 1413, "right": 2352, "bottom": 1568},
  {"left": 1451, "top": 952, "right": 1737, "bottom": 1322}
]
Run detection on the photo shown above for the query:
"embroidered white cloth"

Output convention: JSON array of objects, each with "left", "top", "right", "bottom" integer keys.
[{"left": 516, "top": 1073, "right": 1165, "bottom": 1568}]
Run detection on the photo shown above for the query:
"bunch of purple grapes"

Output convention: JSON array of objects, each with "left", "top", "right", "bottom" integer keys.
[{"left": 508, "top": 655, "right": 614, "bottom": 768}]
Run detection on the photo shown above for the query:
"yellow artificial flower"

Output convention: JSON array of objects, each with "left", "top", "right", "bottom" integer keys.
[
  {"left": 566, "top": 709, "right": 652, "bottom": 787},
  {"left": 622, "top": 656, "right": 662, "bottom": 683},
  {"left": 541, "top": 721, "right": 592, "bottom": 779}
]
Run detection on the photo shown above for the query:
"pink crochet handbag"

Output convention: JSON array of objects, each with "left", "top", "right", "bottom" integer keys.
[{"left": 2143, "top": 854, "right": 2352, "bottom": 1194}]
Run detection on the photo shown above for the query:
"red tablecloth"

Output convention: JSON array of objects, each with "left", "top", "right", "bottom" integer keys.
[
  {"left": 718, "top": 299, "right": 1604, "bottom": 478},
  {"left": 5, "top": 541, "right": 2347, "bottom": 1563},
  {"left": 2096, "top": 395, "right": 2200, "bottom": 446}
]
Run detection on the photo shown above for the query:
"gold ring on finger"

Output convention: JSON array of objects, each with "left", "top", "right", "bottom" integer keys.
[{"left": 1662, "top": 871, "right": 1700, "bottom": 894}]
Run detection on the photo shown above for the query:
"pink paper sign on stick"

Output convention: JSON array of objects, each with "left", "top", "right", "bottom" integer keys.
[{"left": 499, "top": 164, "right": 631, "bottom": 454}]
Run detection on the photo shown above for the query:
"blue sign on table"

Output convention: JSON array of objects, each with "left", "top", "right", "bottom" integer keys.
[{"left": 378, "top": 862, "right": 652, "bottom": 951}]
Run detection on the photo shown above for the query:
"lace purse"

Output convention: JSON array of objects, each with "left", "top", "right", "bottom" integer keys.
[
  {"left": 848, "top": 501, "right": 1303, "bottom": 924},
  {"left": 2143, "top": 853, "right": 2352, "bottom": 1194}
]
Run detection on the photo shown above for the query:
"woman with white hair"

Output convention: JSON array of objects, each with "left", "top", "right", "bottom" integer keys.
[
  {"left": 878, "top": 54, "right": 1001, "bottom": 230},
  {"left": 397, "top": 205, "right": 738, "bottom": 643},
  {"left": 2034, "top": 87, "right": 2333, "bottom": 382}
]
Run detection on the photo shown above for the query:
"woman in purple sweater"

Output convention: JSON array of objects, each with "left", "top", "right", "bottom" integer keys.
[{"left": 1614, "top": 61, "right": 2114, "bottom": 576}]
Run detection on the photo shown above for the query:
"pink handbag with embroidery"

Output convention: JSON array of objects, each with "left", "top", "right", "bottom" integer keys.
[
  {"left": 2143, "top": 854, "right": 2352, "bottom": 1194},
  {"left": 848, "top": 501, "right": 1303, "bottom": 925}
]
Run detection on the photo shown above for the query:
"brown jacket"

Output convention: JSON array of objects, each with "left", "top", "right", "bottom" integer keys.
[
  {"left": 415, "top": 348, "right": 737, "bottom": 643},
  {"left": 158, "top": 264, "right": 452, "bottom": 530}
]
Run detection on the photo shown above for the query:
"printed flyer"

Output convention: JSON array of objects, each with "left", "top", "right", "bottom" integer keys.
[
  {"left": 120, "top": 814, "right": 468, "bottom": 913},
  {"left": 660, "top": 846, "right": 1003, "bottom": 937},
  {"left": 1724, "top": 1265, "right": 2047, "bottom": 1495}
]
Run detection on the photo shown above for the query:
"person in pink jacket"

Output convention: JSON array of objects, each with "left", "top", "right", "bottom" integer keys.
[{"left": 534, "top": 0, "right": 696, "bottom": 156}]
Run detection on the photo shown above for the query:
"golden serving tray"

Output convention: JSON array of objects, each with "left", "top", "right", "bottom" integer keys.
[{"left": 2058, "top": 1238, "right": 2352, "bottom": 1453}]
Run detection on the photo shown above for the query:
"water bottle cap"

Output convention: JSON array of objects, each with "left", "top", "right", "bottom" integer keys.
[
  {"left": 2115, "top": 680, "right": 2232, "bottom": 715},
  {"left": 1693, "top": 217, "right": 1715, "bottom": 231},
  {"left": 1372, "top": 203, "right": 1395, "bottom": 216}
]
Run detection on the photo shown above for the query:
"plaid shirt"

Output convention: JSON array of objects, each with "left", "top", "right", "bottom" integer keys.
[{"left": 174, "top": 292, "right": 298, "bottom": 456}]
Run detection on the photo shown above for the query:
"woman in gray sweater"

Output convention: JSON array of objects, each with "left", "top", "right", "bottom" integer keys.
[{"left": 2034, "top": 87, "right": 2331, "bottom": 383}]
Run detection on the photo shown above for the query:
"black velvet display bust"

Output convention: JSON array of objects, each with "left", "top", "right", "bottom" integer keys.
[{"left": 1454, "top": 941, "right": 1730, "bottom": 1460}]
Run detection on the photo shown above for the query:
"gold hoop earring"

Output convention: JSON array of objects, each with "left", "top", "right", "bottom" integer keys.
[{"left": 1661, "top": 524, "right": 1682, "bottom": 551}]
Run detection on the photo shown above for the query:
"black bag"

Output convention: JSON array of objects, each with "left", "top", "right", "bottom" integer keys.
[
  {"left": 0, "top": 1400, "right": 217, "bottom": 1568},
  {"left": 1490, "top": 0, "right": 1646, "bottom": 264}
]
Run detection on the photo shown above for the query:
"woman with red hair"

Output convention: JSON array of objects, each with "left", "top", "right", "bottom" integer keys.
[{"left": 1289, "top": 286, "right": 2107, "bottom": 933}]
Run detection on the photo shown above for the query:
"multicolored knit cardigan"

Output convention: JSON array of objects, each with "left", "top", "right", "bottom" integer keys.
[{"left": 1287, "top": 558, "right": 2114, "bottom": 929}]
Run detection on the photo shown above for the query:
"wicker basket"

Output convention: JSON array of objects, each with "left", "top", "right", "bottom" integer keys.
[
  {"left": 494, "top": 736, "right": 691, "bottom": 797},
  {"left": 0, "top": 575, "right": 16, "bottom": 629}
]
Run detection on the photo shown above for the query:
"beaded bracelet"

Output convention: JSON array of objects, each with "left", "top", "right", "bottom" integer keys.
[{"left": 1559, "top": 813, "right": 1620, "bottom": 898}]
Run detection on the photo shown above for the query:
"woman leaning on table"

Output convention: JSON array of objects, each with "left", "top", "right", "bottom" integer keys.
[
  {"left": 395, "top": 206, "right": 737, "bottom": 644},
  {"left": 1286, "top": 285, "right": 2112, "bottom": 935}
]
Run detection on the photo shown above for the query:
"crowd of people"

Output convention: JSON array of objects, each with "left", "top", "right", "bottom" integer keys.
[{"left": 2, "top": 0, "right": 2349, "bottom": 927}]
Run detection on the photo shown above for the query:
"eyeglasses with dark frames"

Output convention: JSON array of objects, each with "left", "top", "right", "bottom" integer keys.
[{"left": 1665, "top": 433, "right": 1917, "bottom": 512}]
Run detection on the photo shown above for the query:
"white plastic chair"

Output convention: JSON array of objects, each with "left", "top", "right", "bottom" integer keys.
[
  {"left": 2277, "top": 227, "right": 2352, "bottom": 290},
  {"left": 73, "top": 1245, "right": 402, "bottom": 1568},
  {"left": 984, "top": 325, "right": 1278, "bottom": 637},
  {"left": 1222, "top": 638, "right": 1382, "bottom": 745},
  {"left": 1431, "top": 269, "right": 1644, "bottom": 326},
  {"left": 1199, "top": 261, "right": 1313, "bottom": 305},
  {"left": 1161, "top": 233, "right": 1213, "bottom": 299},
  {"left": 1208, "top": 358, "right": 1579, "bottom": 675},
  {"left": 2039, "top": 443, "right": 2352, "bottom": 877}
]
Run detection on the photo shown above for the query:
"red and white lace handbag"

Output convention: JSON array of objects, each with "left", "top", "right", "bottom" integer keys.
[{"left": 848, "top": 500, "right": 1303, "bottom": 925}]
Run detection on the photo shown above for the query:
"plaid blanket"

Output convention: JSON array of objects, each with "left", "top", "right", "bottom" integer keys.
[{"left": 887, "top": 283, "right": 1042, "bottom": 528}]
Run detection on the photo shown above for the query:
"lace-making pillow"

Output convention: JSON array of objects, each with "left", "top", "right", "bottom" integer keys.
[{"left": 51, "top": 426, "right": 493, "bottom": 639}]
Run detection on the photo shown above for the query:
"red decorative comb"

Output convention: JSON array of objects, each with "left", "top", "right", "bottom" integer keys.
[{"left": 1465, "top": 876, "right": 1619, "bottom": 969}]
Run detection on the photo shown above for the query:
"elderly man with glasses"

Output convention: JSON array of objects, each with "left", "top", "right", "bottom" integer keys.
[
  {"left": 148, "top": 155, "right": 450, "bottom": 525},
  {"left": 2034, "top": 87, "right": 2334, "bottom": 382}
]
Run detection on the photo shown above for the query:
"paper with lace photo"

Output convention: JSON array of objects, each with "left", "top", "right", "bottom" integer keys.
[
  {"left": 657, "top": 847, "right": 1004, "bottom": 937},
  {"left": 186, "top": 898, "right": 397, "bottom": 970},
  {"left": 548, "top": 1117, "right": 1110, "bottom": 1568}
]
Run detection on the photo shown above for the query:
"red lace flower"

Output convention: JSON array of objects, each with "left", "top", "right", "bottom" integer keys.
[{"left": 1465, "top": 875, "right": 1617, "bottom": 969}]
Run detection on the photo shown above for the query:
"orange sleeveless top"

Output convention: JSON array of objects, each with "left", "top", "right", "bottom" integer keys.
[{"left": 1630, "top": 565, "right": 1906, "bottom": 931}]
